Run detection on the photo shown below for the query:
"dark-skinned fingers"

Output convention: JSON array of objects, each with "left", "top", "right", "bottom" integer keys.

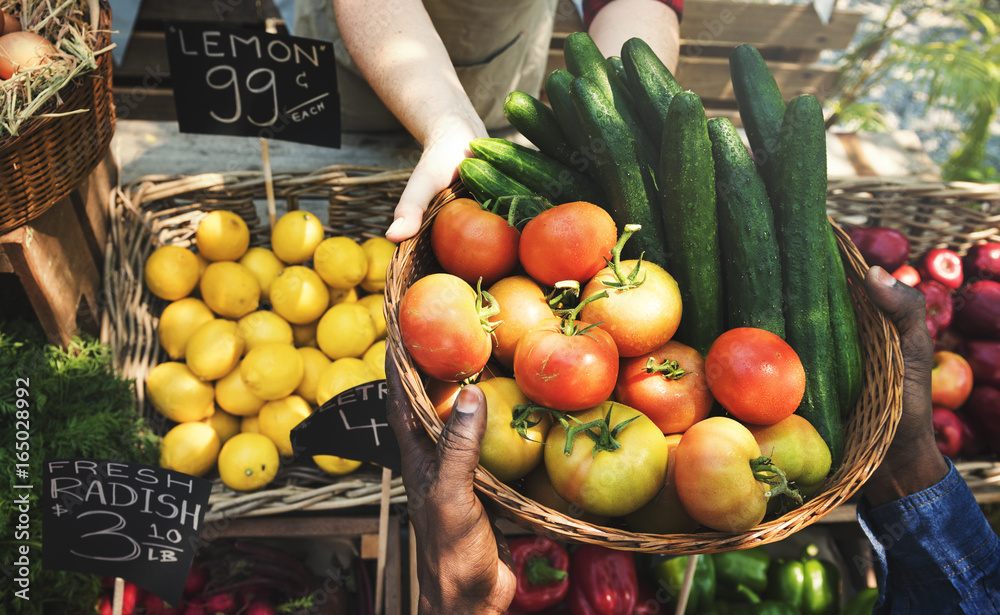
[
  {"left": 434, "top": 383, "right": 488, "bottom": 501},
  {"left": 864, "top": 266, "right": 935, "bottom": 374},
  {"left": 383, "top": 352, "right": 436, "bottom": 480}
]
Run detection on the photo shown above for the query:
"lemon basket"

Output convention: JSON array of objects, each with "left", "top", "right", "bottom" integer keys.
[
  {"left": 103, "top": 165, "right": 412, "bottom": 521},
  {"left": 384, "top": 177, "right": 999, "bottom": 556}
]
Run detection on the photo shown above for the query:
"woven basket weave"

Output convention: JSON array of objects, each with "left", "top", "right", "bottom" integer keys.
[
  {"left": 103, "top": 165, "right": 411, "bottom": 519},
  {"left": 385, "top": 182, "right": 908, "bottom": 555},
  {"left": 0, "top": 0, "right": 116, "bottom": 235}
]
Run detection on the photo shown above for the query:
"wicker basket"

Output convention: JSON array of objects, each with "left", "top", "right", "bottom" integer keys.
[
  {"left": 103, "top": 165, "right": 412, "bottom": 519},
  {"left": 0, "top": 0, "right": 115, "bottom": 235},
  {"left": 385, "top": 182, "right": 908, "bottom": 555}
]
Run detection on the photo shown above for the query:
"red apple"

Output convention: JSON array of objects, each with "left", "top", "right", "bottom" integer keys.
[
  {"left": 915, "top": 279, "right": 953, "bottom": 339},
  {"left": 963, "top": 386, "right": 1000, "bottom": 453},
  {"left": 931, "top": 350, "right": 974, "bottom": 410},
  {"left": 891, "top": 264, "right": 921, "bottom": 286},
  {"left": 953, "top": 280, "right": 1000, "bottom": 339},
  {"left": 933, "top": 407, "right": 965, "bottom": 457},
  {"left": 846, "top": 226, "right": 911, "bottom": 271},
  {"left": 917, "top": 248, "right": 964, "bottom": 289},
  {"left": 963, "top": 339, "right": 1000, "bottom": 388},
  {"left": 958, "top": 410, "right": 987, "bottom": 457},
  {"left": 962, "top": 242, "right": 1000, "bottom": 283},
  {"left": 935, "top": 326, "right": 966, "bottom": 353}
]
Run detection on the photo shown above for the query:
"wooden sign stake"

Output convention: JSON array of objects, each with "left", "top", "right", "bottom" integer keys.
[
  {"left": 112, "top": 577, "right": 124, "bottom": 615},
  {"left": 261, "top": 138, "right": 277, "bottom": 228},
  {"left": 375, "top": 466, "right": 393, "bottom": 615},
  {"left": 410, "top": 524, "right": 419, "bottom": 615},
  {"left": 674, "top": 554, "right": 699, "bottom": 615}
]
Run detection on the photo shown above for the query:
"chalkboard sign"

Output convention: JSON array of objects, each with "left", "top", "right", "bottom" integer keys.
[
  {"left": 42, "top": 459, "right": 212, "bottom": 606},
  {"left": 164, "top": 23, "right": 341, "bottom": 148},
  {"left": 291, "top": 379, "right": 402, "bottom": 472}
]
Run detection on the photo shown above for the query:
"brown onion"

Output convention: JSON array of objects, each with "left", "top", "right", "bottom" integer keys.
[
  {"left": 0, "top": 31, "right": 55, "bottom": 79},
  {"left": 2, "top": 11, "right": 21, "bottom": 36}
]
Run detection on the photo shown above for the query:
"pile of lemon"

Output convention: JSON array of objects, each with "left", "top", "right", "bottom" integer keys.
[{"left": 143, "top": 209, "right": 395, "bottom": 492}]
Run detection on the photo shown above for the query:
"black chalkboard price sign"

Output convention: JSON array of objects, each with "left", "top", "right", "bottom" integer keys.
[
  {"left": 42, "top": 459, "right": 213, "bottom": 606},
  {"left": 163, "top": 23, "right": 341, "bottom": 148}
]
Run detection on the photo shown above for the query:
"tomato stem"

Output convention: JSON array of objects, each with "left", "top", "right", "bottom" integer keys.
[
  {"left": 501, "top": 195, "right": 553, "bottom": 229},
  {"left": 476, "top": 278, "right": 502, "bottom": 334},
  {"left": 643, "top": 358, "right": 690, "bottom": 380},
  {"left": 599, "top": 224, "right": 646, "bottom": 291},
  {"left": 560, "top": 404, "right": 638, "bottom": 457},
  {"left": 750, "top": 456, "right": 804, "bottom": 506},
  {"left": 548, "top": 280, "right": 580, "bottom": 313},
  {"left": 558, "top": 290, "right": 608, "bottom": 336},
  {"left": 511, "top": 403, "right": 552, "bottom": 442}
]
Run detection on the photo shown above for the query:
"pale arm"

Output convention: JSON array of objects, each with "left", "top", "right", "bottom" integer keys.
[{"left": 588, "top": 0, "right": 681, "bottom": 73}]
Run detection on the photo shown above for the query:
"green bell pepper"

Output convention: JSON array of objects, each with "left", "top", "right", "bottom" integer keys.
[
  {"left": 839, "top": 586, "right": 879, "bottom": 615},
  {"left": 698, "top": 599, "right": 800, "bottom": 615},
  {"left": 767, "top": 544, "right": 839, "bottom": 615},
  {"left": 649, "top": 553, "right": 716, "bottom": 613},
  {"left": 714, "top": 547, "right": 771, "bottom": 601}
]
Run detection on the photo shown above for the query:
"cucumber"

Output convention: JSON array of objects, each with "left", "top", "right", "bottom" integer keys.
[
  {"left": 621, "top": 37, "right": 682, "bottom": 142},
  {"left": 770, "top": 94, "right": 844, "bottom": 467},
  {"left": 458, "top": 157, "right": 536, "bottom": 207},
  {"left": 544, "top": 69, "right": 596, "bottom": 175},
  {"left": 502, "top": 90, "right": 579, "bottom": 171},
  {"left": 729, "top": 44, "right": 785, "bottom": 194},
  {"left": 658, "top": 91, "right": 725, "bottom": 355},
  {"left": 468, "top": 138, "right": 606, "bottom": 206},
  {"left": 826, "top": 225, "right": 864, "bottom": 416},
  {"left": 607, "top": 55, "right": 628, "bottom": 85},
  {"left": 569, "top": 75, "right": 668, "bottom": 268},
  {"left": 707, "top": 117, "right": 785, "bottom": 338}
]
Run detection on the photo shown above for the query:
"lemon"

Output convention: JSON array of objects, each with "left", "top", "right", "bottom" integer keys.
[
  {"left": 329, "top": 286, "right": 359, "bottom": 306},
  {"left": 217, "top": 433, "right": 280, "bottom": 491},
  {"left": 313, "top": 236, "right": 368, "bottom": 289},
  {"left": 237, "top": 310, "right": 294, "bottom": 352},
  {"left": 316, "top": 358, "right": 377, "bottom": 406},
  {"left": 202, "top": 408, "right": 241, "bottom": 445},
  {"left": 357, "top": 293, "right": 386, "bottom": 340},
  {"left": 362, "top": 340, "right": 387, "bottom": 379},
  {"left": 258, "top": 395, "right": 313, "bottom": 457},
  {"left": 241, "top": 415, "right": 260, "bottom": 434},
  {"left": 215, "top": 362, "right": 266, "bottom": 416},
  {"left": 184, "top": 319, "right": 244, "bottom": 381},
  {"left": 269, "top": 266, "right": 330, "bottom": 325},
  {"left": 200, "top": 261, "right": 261, "bottom": 319},
  {"left": 316, "top": 303, "right": 377, "bottom": 360},
  {"left": 359, "top": 237, "right": 396, "bottom": 293},
  {"left": 158, "top": 297, "right": 215, "bottom": 360},
  {"left": 238, "top": 247, "right": 285, "bottom": 300},
  {"left": 271, "top": 210, "right": 326, "bottom": 264},
  {"left": 240, "top": 343, "right": 304, "bottom": 400},
  {"left": 291, "top": 320, "right": 319, "bottom": 348},
  {"left": 195, "top": 210, "right": 251, "bottom": 262},
  {"left": 313, "top": 455, "right": 362, "bottom": 476},
  {"left": 144, "top": 245, "right": 200, "bottom": 301},
  {"left": 160, "top": 422, "right": 221, "bottom": 477},
  {"left": 146, "top": 362, "right": 215, "bottom": 422},
  {"left": 296, "top": 347, "right": 332, "bottom": 405}
]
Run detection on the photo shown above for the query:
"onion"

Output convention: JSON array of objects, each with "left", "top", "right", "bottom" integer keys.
[
  {"left": 0, "top": 31, "right": 56, "bottom": 79},
  {"left": 2, "top": 11, "right": 21, "bottom": 36}
]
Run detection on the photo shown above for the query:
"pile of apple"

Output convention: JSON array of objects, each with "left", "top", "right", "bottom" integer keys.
[{"left": 848, "top": 226, "right": 1000, "bottom": 459}]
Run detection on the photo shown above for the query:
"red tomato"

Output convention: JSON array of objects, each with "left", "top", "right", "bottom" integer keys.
[
  {"left": 614, "top": 340, "right": 713, "bottom": 434},
  {"left": 579, "top": 257, "right": 683, "bottom": 357},
  {"left": 426, "top": 362, "right": 501, "bottom": 421},
  {"left": 518, "top": 201, "right": 617, "bottom": 286},
  {"left": 513, "top": 317, "right": 619, "bottom": 411},
  {"left": 399, "top": 273, "right": 495, "bottom": 381},
  {"left": 487, "top": 275, "right": 555, "bottom": 370},
  {"left": 431, "top": 197, "right": 521, "bottom": 288},
  {"left": 544, "top": 401, "right": 668, "bottom": 517},
  {"left": 623, "top": 433, "right": 700, "bottom": 534},
  {"left": 704, "top": 328, "right": 805, "bottom": 425},
  {"left": 673, "top": 416, "right": 769, "bottom": 532}
]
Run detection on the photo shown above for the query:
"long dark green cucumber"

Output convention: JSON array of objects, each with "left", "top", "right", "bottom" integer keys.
[
  {"left": 563, "top": 31, "right": 659, "bottom": 167},
  {"left": 458, "top": 157, "right": 536, "bottom": 206},
  {"left": 569, "top": 75, "right": 668, "bottom": 268},
  {"left": 621, "top": 37, "right": 682, "bottom": 142},
  {"left": 607, "top": 55, "right": 628, "bottom": 85},
  {"left": 707, "top": 117, "right": 785, "bottom": 338},
  {"left": 468, "top": 138, "right": 606, "bottom": 206},
  {"left": 730, "top": 44, "right": 785, "bottom": 194},
  {"left": 502, "top": 90, "right": 579, "bottom": 171},
  {"left": 826, "top": 225, "right": 864, "bottom": 416},
  {"left": 658, "top": 91, "right": 725, "bottom": 356},
  {"left": 544, "top": 69, "right": 598, "bottom": 176},
  {"left": 771, "top": 94, "right": 843, "bottom": 468}
]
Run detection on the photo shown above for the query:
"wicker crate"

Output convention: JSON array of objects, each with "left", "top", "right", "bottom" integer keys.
[{"left": 103, "top": 165, "right": 411, "bottom": 520}]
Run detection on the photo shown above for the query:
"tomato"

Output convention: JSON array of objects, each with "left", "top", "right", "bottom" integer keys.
[
  {"left": 518, "top": 201, "right": 617, "bottom": 286},
  {"left": 673, "top": 416, "right": 772, "bottom": 532},
  {"left": 747, "top": 414, "right": 831, "bottom": 499},
  {"left": 704, "top": 328, "right": 805, "bottom": 425},
  {"left": 544, "top": 401, "right": 668, "bottom": 517},
  {"left": 431, "top": 197, "right": 521, "bottom": 288},
  {"left": 487, "top": 275, "right": 556, "bottom": 370},
  {"left": 399, "top": 273, "right": 496, "bottom": 381},
  {"left": 513, "top": 316, "right": 619, "bottom": 411},
  {"left": 579, "top": 227, "right": 683, "bottom": 357},
  {"left": 477, "top": 378, "right": 552, "bottom": 483},
  {"left": 521, "top": 464, "right": 610, "bottom": 526},
  {"left": 614, "top": 340, "right": 713, "bottom": 435},
  {"left": 623, "top": 433, "right": 700, "bottom": 534},
  {"left": 426, "top": 362, "right": 502, "bottom": 421}
]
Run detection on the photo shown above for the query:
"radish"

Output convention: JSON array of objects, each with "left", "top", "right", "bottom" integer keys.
[
  {"left": 202, "top": 592, "right": 238, "bottom": 614},
  {"left": 184, "top": 561, "right": 209, "bottom": 596},
  {"left": 245, "top": 599, "right": 277, "bottom": 615}
]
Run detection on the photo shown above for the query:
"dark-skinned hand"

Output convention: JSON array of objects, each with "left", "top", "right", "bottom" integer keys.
[{"left": 384, "top": 354, "right": 516, "bottom": 615}]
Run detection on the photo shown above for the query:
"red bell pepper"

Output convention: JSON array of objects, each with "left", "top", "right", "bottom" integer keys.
[
  {"left": 565, "top": 544, "right": 638, "bottom": 615},
  {"left": 510, "top": 536, "right": 571, "bottom": 613}
]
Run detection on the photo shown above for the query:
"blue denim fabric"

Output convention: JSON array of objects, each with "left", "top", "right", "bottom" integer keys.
[{"left": 856, "top": 458, "right": 1000, "bottom": 614}]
